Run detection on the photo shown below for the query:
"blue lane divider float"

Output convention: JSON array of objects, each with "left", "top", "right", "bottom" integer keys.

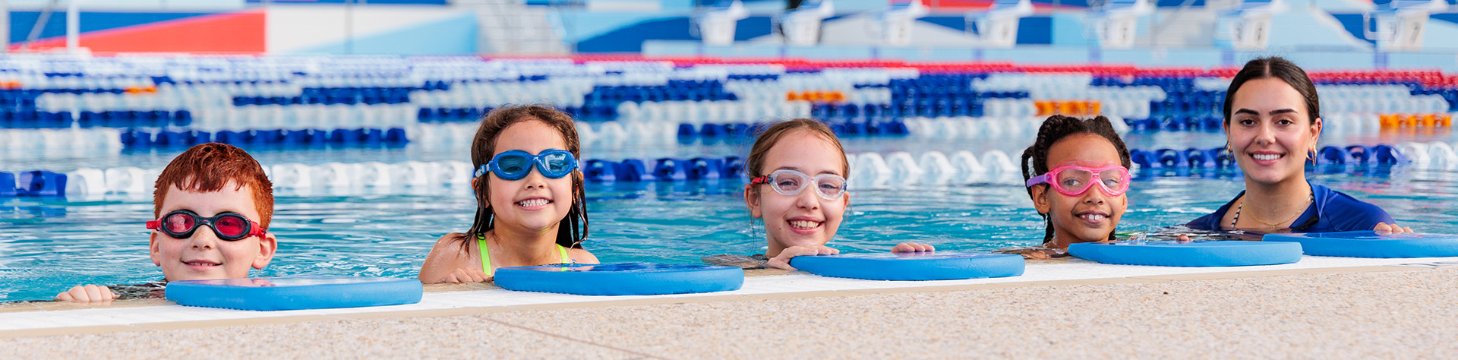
[
  {"left": 1068, "top": 241, "right": 1303, "bottom": 267},
  {"left": 584, "top": 156, "right": 745, "bottom": 182},
  {"left": 121, "top": 127, "right": 408, "bottom": 149},
  {"left": 17, "top": 156, "right": 739, "bottom": 197},
  {"left": 0, "top": 172, "right": 18, "bottom": 197},
  {"left": 5, "top": 140, "right": 1420, "bottom": 198},
  {"left": 1129, "top": 145, "right": 1405, "bottom": 173},
  {"left": 417, "top": 105, "right": 624, "bottom": 123},
  {"left": 0, "top": 171, "right": 67, "bottom": 197},
  {"left": 493, "top": 263, "right": 744, "bottom": 296},
  {"left": 233, "top": 86, "right": 417, "bottom": 106},
  {"left": 165, "top": 276, "right": 423, "bottom": 311},
  {"left": 0, "top": 110, "right": 192, "bottom": 129},
  {"left": 417, "top": 106, "right": 494, "bottom": 122},
  {"left": 789, "top": 252, "right": 1025, "bottom": 281},
  {"left": 1263, "top": 231, "right": 1458, "bottom": 258},
  {"left": 18, "top": 171, "right": 66, "bottom": 197}
]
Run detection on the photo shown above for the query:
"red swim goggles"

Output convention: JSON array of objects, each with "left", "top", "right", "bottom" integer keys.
[
  {"left": 1025, "top": 164, "right": 1131, "bottom": 197},
  {"left": 146, "top": 209, "right": 267, "bottom": 241}
]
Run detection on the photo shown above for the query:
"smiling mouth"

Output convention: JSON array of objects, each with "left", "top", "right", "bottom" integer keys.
[
  {"left": 183, "top": 260, "right": 220, "bottom": 267},
  {"left": 517, "top": 199, "right": 552, "bottom": 207},
  {"left": 1250, "top": 153, "right": 1285, "bottom": 161},
  {"left": 789, "top": 220, "right": 822, "bottom": 230}
]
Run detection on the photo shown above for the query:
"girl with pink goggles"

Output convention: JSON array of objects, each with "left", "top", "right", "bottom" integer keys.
[{"left": 1024, "top": 164, "right": 1131, "bottom": 197}]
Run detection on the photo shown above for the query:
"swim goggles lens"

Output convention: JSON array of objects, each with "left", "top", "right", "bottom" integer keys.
[
  {"left": 146, "top": 210, "right": 264, "bottom": 241},
  {"left": 540, "top": 152, "right": 574, "bottom": 175},
  {"left": 752, "top": 169, "right": 847, "bottom": 200},
  {"left": 1026, "top": 165, "right": 1130, "bottom": 196},
  {"left": 495, "top": 155, "right": 531, "bottom": 175},
  {"left": 475, "top": 149, "right": 578, "bottom": 181}
]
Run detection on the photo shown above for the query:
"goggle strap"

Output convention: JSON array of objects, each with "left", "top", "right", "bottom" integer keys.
[
  {"left": 145, "top": 220, "right": 160, "bottom": 230},
  {"left": 1025, "top": 174, "right": 1049, "bottom": 188}
]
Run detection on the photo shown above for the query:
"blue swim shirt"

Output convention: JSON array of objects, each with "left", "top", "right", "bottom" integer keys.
[{"left": 1186, "top": 182, "right": 1396, "bottom": 232}]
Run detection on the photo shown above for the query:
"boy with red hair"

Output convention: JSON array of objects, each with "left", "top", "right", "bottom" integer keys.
[{"left": 56, "top": 143, "right": 279, "bottom": 304}]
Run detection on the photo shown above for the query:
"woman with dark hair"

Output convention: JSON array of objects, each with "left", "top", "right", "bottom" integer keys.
[{"left": 1185, "top": 57, "right": 1410, "bottom": 234}]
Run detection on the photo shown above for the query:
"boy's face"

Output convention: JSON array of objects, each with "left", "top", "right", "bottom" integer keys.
[
  {"left": 150, "top": 182, "right": 277, "bottom": 281},
  {"left": 1031, "top": 133, "right": 1129, "bottom": 248}
]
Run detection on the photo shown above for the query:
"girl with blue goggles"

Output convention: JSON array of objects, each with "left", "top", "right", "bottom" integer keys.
[{"left": 420, "top": 105, "right": 597, "bottom": 285}]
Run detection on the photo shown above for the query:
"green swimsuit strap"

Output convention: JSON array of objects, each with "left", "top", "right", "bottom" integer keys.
[{"left": 477, "top": 233, "right": 572, "bottom": 275}]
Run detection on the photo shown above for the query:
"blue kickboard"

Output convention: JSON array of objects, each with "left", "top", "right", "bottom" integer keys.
[
  {"left": 789, "top": 252, "right": 1025, "bottom": 281},
  {"left": 1263, "top": 231, "right": 1458, "bottom": 258},
  {"left": 493, "top": 263, "right": 744, "bottom": 296},
  {"left": 1068, "top": 241, "right": 1303, "bottom": 267},
  {"left": 165, "top": 276, "right": 423, "bottom": 311}
]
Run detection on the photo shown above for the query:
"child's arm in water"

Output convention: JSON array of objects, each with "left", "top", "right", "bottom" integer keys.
[
  {"left": 54, "top": 284, "right": 118, "bottom": 304},
  {"left": 766, "top": 245, "right": 839, "bottom": 270},
  {"left": 419, "top": 233, "right": 490, "bottom": 284}
]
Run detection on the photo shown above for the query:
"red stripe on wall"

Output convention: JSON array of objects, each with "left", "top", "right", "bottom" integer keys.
[{"left": 13, "top": 10, "right": 266, "bottom": 54}]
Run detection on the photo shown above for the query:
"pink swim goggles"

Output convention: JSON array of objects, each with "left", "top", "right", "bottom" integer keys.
[{"left": 1025, "top": 164, "right": 1131, "bottom": 197}]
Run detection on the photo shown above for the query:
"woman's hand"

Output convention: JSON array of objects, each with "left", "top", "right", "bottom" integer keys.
[
  {"left": 767, "top": 245, "right": 840, "bottom": 270},
  {"left": 891, "top": 242, "right": 935, "bottom": 253},
  {"left": 1374, "top": 222, "right": 1414, "bottom": 235}
]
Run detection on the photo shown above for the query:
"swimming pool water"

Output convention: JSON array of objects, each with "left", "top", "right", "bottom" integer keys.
[{"left": 3, "top": 136, "right": 1458, "bottom": 302}]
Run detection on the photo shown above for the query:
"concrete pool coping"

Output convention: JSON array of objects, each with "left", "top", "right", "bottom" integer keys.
[{"left": 2, "top": 255, "right": 1455, "bottom": 340}]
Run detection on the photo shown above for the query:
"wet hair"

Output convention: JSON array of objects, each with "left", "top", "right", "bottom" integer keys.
[
  {"left": 1223, "top": 56, "right": 1321, "bottom": 125},
  {"left": 465, "top": 105, "right": 588, "bottom": 249},
  {"left": 746, "top": 118, "right": 849, "bottom": 183},
  {"left": 1019, "top": 115, "right": 1132, "bottom": 244},
  {"left": 154, "top": 143, "right": 275, "bottom": 229}
]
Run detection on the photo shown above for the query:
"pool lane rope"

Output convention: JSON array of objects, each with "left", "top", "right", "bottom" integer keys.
[{"left": 6, "top": 142, "right": 1457, "bottom": 197}]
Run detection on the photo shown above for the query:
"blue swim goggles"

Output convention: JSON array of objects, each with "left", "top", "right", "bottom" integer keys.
[{"left": 474, "top": 149, "right": 579, "bottom": 180}]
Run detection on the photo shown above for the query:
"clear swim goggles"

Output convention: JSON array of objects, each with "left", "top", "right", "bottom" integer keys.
[
  {"left": 749, "top": 169, "right": 848, "bottom": 200},
  {"left": 1024, "top": 164, "right": 1131, "bottom": 197},
  {"left": 474, "top": 149, "right": 578, "bottom": 181}
]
